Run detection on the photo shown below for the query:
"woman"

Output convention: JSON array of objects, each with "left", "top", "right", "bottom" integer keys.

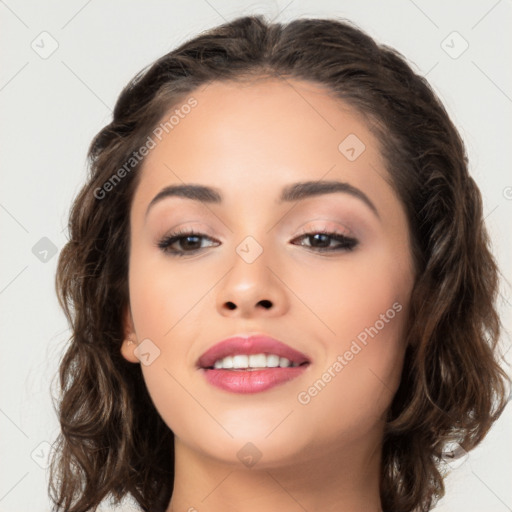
[{"left": 49, "top": 14, "right": 509, "bottom": 512}]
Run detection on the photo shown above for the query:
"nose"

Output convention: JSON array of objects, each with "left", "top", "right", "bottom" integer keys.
[{"left": 215, "top": 245, "right": 289, "bottom": 318}]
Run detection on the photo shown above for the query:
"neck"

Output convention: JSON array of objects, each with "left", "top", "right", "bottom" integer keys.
[{"left": 166, "top": 436, "right": 383, "bottom": 512}]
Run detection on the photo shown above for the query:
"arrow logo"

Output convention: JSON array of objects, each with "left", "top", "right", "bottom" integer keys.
[
  {"left": 236, "top": 442, "right": 262, "bottom": 467},
  {"left": 31, "top": 441, "right": 52, "bottom": 468},
  {"left": 32, "top": 237, "right": 58, "bottom": 262},
  {"left": 440, "top": 31, "right": 468, "bottom": 59},
  {"left": 31, "top": 31, "right": 59, "bottom": 60},
  {"left": 236, "top": 236, "right": 263, "bottom": 264},
  {"left": 338, "top": 134, "right": 365, "bottom": 161},
  {"left": 134, "top": 338, "right": 161, "bottom": 366}
]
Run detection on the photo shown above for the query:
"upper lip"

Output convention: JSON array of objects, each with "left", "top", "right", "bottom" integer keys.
[{"left": 197, "top": 334, "right": 311, "bottom": 369}]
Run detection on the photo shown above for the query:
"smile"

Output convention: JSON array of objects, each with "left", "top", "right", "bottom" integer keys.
[{"left": 198, "top": 334, "right": 311, "bottom": 393}]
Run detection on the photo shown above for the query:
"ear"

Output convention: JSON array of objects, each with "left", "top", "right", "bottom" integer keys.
[{"left": 120, "top": 306, "right": 139, "bottom": 363}]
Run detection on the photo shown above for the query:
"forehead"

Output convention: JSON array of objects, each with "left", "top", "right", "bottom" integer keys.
[{"left": 132, "top": 77, "right": 394, "bottom": 212}]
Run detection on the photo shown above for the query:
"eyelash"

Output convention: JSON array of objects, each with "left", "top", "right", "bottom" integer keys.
[{"left": 157, "top": 227, "right": 359, "bottom": 257}]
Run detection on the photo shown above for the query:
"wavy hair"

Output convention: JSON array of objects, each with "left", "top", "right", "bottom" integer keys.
[{"left": 49, "top": 14, "right": 509, "bottom": 512}]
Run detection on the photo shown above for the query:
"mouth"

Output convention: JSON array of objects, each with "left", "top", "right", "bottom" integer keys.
[{"left": 197, "top": 334, "right": 311, "bottom": 394}]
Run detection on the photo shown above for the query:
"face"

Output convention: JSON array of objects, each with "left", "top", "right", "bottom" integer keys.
[{"left": 121, "top": 78, "right": 415, "bottom": 468}]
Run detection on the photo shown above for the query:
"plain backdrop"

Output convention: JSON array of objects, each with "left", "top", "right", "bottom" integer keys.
[{"left": 1, "top": 1, "right": 511, "bottom": 511}]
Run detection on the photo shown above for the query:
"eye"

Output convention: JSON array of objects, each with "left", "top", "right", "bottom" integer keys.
[
  {"left": 157, "top": 228, "right": 359, "bottom": 257},
  {"left": 157, "top": 229, "right": 219, "bottom": 256},
  {"left": 290, "top": 230, "right": 358, "bottom": 253}
]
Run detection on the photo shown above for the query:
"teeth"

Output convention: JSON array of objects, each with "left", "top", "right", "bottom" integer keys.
[
  {"left": 214, "top": 355, "right": 233, "bottom": 369},
  {"left": 211, "top": 353, "right": 301, "bottom": 370},
  {"left": 249, "top": 354, "right": 267, "bottom": 368},
  {"left": 279, "top": 357, "right": 291, "bottom": 368},
  {"left": 266, "top": 354, "right": 280, "bottom": 367},
  {"left": 232, "top": 354, "right": 249, "bottom": 368}
]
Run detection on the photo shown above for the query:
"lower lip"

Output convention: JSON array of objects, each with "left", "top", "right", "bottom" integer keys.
[{"left": 201, "top": 366, "right": 309, "bottom": 394}]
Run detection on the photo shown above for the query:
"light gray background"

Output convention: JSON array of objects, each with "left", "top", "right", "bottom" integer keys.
[{"left": 1, "top": 1, "right": 511, "bottom": 511}]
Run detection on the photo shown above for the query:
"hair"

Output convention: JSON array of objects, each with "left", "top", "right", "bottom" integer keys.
[{"left": 49, "top": 14, "right": 510, "bottom": 512}]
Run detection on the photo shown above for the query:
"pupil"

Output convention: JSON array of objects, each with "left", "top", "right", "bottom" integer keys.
[
  {"left": 311, "top": 233, "right": 329, "bottom": 247},
  {"left": 183, "top": 235, "right": 200, "bottom": 249}
]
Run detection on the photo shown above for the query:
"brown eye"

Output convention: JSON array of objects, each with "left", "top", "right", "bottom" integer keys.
[
  {"left": 158, "top": 230, "right": 219, "bottom": 256},
  {"left": 291, "top": 231, "right": 358, "bottom": 252}
]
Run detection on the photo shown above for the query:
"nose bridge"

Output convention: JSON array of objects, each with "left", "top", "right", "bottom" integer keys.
[
  {"left": 227, "top": 204, "right": 277, "bottom": 268},
  {"left": 229, "top": 232, "right": 274, "bottom": 294},
  {"left": 215, "top": 230, "right": 288, "bottom": 317}
]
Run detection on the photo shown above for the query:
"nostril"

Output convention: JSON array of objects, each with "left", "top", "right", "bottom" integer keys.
[
  {"left": 225, "top": 302, "right": 236, "bottom": 310},
  {"left": 258, "top": 299, "right": 272, "bottom": 309}
]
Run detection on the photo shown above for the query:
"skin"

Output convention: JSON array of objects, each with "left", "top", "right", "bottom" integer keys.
[{"left": 121, "top": 78, "right": 415, "bottom": 512}]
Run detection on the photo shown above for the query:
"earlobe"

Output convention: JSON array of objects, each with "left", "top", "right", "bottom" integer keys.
[
  {"left": 121, "top": 307, "right": 139, "bottom": 363},
  {"left": 121, "top": 338, "right": 139, "bottom": 363}
]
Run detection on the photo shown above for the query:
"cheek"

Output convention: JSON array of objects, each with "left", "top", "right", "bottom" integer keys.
[
  {"left": 295, "top": 299, "right": 408, "bottom": 449},
  {"left": 292, "top": 249, "right": 409, "bottom": 436},
  {"left": 289, "top": 244, "right": 409, "bottom": 347},
  {"left": 128, "top": 251, "right": 214, "bottom": 341},
  {"left": 296, "top": 341, "right": 406, "bottom": 450},
  {"left": 127, "top": 253, "right": 223, "bottom": 437}
]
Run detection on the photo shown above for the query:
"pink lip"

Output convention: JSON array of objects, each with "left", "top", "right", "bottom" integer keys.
[
  {"left": 197, "top": 335, "right": 310, "bottom": 369},
  {"left": 197, "top": 335, "right": 311, "bottom": 394}
]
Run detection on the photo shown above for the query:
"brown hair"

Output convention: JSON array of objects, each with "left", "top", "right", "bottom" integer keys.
[{"left": 49, "top": 14, "right": 509, "bottom": 512}]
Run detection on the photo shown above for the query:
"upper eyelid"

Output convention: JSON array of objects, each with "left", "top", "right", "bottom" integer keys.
[{"left": 161, "top": 225, "right": 353, "bottom": 240}]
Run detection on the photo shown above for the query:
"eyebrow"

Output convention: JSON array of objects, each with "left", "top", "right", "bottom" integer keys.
[{"left": 145, "top": 180, "right": 380, "bottom": 219}]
